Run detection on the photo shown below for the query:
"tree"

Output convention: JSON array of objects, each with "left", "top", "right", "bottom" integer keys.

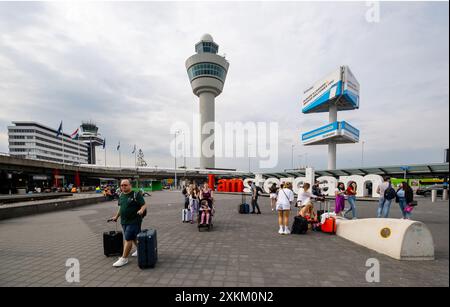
[{"left": 137, "top": 149, "right": 147, "bottom": 167}]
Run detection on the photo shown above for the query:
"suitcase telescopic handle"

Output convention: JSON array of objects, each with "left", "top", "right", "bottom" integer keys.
[{"left": 107, "top": 219, "right": 118, "bottom": 232}]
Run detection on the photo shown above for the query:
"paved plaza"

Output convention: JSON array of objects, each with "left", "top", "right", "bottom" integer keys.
[{"left": 0, "top": 191, "right": 448, "bottom": 287}]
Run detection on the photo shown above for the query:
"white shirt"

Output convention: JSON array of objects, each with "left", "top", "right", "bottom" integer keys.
[
  {"left": 378, "top": 182, "right": 390, "bottom": 195},
  {"left": 297, "top": 191, "right": 317, "bottom": 206},
  {"left": 335, "top": 188, "right": 346, "bottom": 195},
  {"left": 276, "top": 188, "right": 294, "bottom": 208}
]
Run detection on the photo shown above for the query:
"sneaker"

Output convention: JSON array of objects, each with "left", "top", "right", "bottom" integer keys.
[
  {"left": 113, "top": 257, "right": 129, "bottom": 267},
  {"left": 131, "top": 250, "right": 138, "bottom": 257},
  {"left": 278, "top": 227, "right": 284, "bottom": 235},
  {"left": 271, "top": 208, "right": 275, "bottom": 212},
  {"left": 284, "top": 228, "right": 291, "bottom": 235}
]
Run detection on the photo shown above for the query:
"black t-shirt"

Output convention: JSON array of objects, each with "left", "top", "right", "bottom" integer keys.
[
  {"left": 252, "top": 186, "right": 263, "bottom": 200},
  {"left": 312, "top": 185, "right": 322, "bottom": 197}
]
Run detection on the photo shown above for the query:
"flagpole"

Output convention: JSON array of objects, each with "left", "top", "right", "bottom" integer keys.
[
  {"left": 62, "top": 123, "right": 65, "bottom": 165},
  {"left": 104, "top": 146, "right": 106, "bottom": 167}
]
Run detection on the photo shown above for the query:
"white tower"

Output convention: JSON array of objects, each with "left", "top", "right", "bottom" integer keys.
[{"left": 186, "top": 34, "right": 229, "bottom": 169}]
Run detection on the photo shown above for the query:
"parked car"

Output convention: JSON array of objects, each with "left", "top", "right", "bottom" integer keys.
[{"left": 416, "top": 184, "right": 446, "bottom": 197}]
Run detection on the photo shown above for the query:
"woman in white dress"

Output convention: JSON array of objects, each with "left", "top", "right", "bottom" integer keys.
[{"left": 276, "top": 182, "right": 295, "bottom": 235}]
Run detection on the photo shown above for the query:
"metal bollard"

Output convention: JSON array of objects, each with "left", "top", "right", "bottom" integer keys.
[
  {"left": 431, "top": 189, "right": 437, "bottom": 203},
  {"left": 443, "top": 189, "right": 448, "bottom": 201}
]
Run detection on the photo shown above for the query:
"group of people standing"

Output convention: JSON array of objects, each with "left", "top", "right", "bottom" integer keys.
[
  {"left": 377, "top": 176, "right": 415, "bottom": 219},
  {"left": 182, "top": 182, "right": 214, "bottom": 225},
  {"left": 334, "top": 181, "right": 358, "bottom": 219},
  {"left": 263, "top": 177, "right": 415, "bottom": 235}
]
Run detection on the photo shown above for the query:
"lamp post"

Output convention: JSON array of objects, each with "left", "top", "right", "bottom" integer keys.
[
  {"left": 247, "top": 143, "right": 252, "bottom": 174},
  {"left": 401, "top": 166, "right": 410, "bottom": 180},
  {"left": 174, "top": 130, "right": 181, "bottom": 190},
  {"left": 298, "top": 154, "right": 304, "bottom": 169},
  {"left": 291, "top": 144, "right": 295, "bottom": 169},
  {"left": 361, "top": 141, "right": 365, "bottom": 167},
  {"left": 183, "top": 131, "right": 187, "bottom": 178}
]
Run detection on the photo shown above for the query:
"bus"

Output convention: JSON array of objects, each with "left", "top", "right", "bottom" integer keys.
[{"left": 391, "top": 178, "right": 445, "bottom": 191}]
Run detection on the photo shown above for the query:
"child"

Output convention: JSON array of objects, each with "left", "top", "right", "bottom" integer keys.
[
  {"left": 189, "top": 184, "right": 199, "bottom": 224},
  {"left": 199, "top": 199, "right": 211, "bottom": 225}
]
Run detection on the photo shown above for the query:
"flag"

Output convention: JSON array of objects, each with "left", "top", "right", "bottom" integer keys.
[
  {"left": 117, "top": 141, "right": 120, "bottom": 151},
  {"left": 70, "top": 128, "right": 79, "bottom": 140},
  {"left": 56, "top": 121, "right": 63, "bottom": 137},
  {"left": 132, "top": 145, "right": 136, "bottom": 154},
  {"left": 102, "top": 138, "right": 106, "bottom": 149}
]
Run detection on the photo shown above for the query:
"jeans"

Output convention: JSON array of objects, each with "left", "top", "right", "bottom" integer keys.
[
  {"left": 345, "top": 196, "right": 357, "bottom": 218},
  {"left": 398, "top": 198, "right": 411, "bottom": 219},
  {"left": 251, "top": 198, "right": 261, "bottom": 213},
  {"left": 377, "top": 197, "right": 392, "bottom": 218}
]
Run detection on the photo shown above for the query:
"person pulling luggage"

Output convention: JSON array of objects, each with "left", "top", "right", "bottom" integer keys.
[{"left": 110, "top": 179, "right": 148, "bottom": 267}]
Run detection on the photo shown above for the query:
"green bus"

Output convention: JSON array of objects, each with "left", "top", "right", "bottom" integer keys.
[{"left": 390, "top": 178, "right": 445, "bottom": 190}]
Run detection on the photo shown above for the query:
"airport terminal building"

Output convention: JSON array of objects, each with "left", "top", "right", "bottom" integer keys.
[{"left": 7, "top": 122, "right": 88, "bottom": 164}]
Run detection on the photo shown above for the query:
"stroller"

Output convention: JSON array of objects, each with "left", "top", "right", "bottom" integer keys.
[{"left": 198, "top": 198, "right": 214, "bottom": 232}]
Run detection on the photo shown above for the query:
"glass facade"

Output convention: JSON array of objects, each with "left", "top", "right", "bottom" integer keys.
[
  {"left": 195, "top": 41, "right": 219, "bottom": 54},
  {"left": 187, "top": 62, "right": 226, "bottom": 82}
]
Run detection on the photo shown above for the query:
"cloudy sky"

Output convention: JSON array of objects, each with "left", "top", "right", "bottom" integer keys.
[{"left": 0, "top": 1, "right": 448, "bottom": 172}]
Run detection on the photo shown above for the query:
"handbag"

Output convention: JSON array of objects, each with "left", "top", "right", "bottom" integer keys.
[
  {"left": 404, "top": 205, "right": 414, "bottom": 213},
  {"left": 409, "top": 200, "right": 418, "bottom": 207}
]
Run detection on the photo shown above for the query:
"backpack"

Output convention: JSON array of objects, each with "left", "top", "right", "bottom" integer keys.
[{"left": 384, "top": 183, "right": 397, "bottom": 201}]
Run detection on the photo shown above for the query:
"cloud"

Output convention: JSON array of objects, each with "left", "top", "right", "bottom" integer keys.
[{"left": 0, "top": 1, "right": 448, "bottom": 171}]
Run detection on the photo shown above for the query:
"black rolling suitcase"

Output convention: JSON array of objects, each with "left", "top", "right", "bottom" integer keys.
[
  {"left": 103, "top": 221, "right": 124, "bottom": 257},
  {"left": 291, "top": 216, "right": 308, "bottom": 234},
  {"left": 238, "top": 192, "right": 250, "bottom": 214},
  {"left": 137, "top": 229, "right": 158, "bottom": 269}
]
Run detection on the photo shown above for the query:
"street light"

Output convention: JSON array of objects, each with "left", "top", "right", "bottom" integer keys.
[
  {"left": 248, "top": 143, "right": 252, "bottom": 173},
  {"left": 291, "top": 144, "right": 295, "bottom": 169},
  {"left": 297, "top": 154, "right": 302, "bottom": 169},
  {"left": 361, "top": 141, "right": 365, "bottom": 167},
  {"left": 401, "top": 166, "right": 410, "bottom": 180},
  {"left": 183, "top": 131, "right": 186, "bottom": 169},
  {"left": 174, "top": 130, "right": 181, "bottom": 190}
]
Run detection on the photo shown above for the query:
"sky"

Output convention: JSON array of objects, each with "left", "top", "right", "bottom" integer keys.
[{"left": 0, "top": 1, "right": 448, "bottom": 172}]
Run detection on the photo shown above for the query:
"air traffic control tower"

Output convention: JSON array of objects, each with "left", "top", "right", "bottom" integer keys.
[
  {"left": 301, "top": 66, "right": 360, "bottom": 170},
  {"left": 186, "top": 34, "right": 229, "bottom": 169}
]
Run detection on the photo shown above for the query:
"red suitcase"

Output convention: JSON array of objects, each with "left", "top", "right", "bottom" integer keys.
[
  {"left": 321, "top": 217, "right": 336, "bottom": 234},
  {"left": 321, "top": 200, "right": 336, "bottom": 234}
]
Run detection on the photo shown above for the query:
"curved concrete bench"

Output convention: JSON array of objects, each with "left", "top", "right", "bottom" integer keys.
[{"left": 335, "top": 218, "right": 434, "bottom": 260}]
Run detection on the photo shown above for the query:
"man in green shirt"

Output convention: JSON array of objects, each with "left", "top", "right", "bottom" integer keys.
[{"left": 111, "top": 179, "right": 147, "bottom": 267}]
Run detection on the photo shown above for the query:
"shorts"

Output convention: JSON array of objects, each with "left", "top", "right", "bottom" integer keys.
[
  {"left": 122, "top": 223, "right": 142, "bottom": 241},
  {"left": 270, "top": 193, "right": 277, "bottom": 199},
  {"left": 276, "top": 203, "right": 291, "bottom": 211}
]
